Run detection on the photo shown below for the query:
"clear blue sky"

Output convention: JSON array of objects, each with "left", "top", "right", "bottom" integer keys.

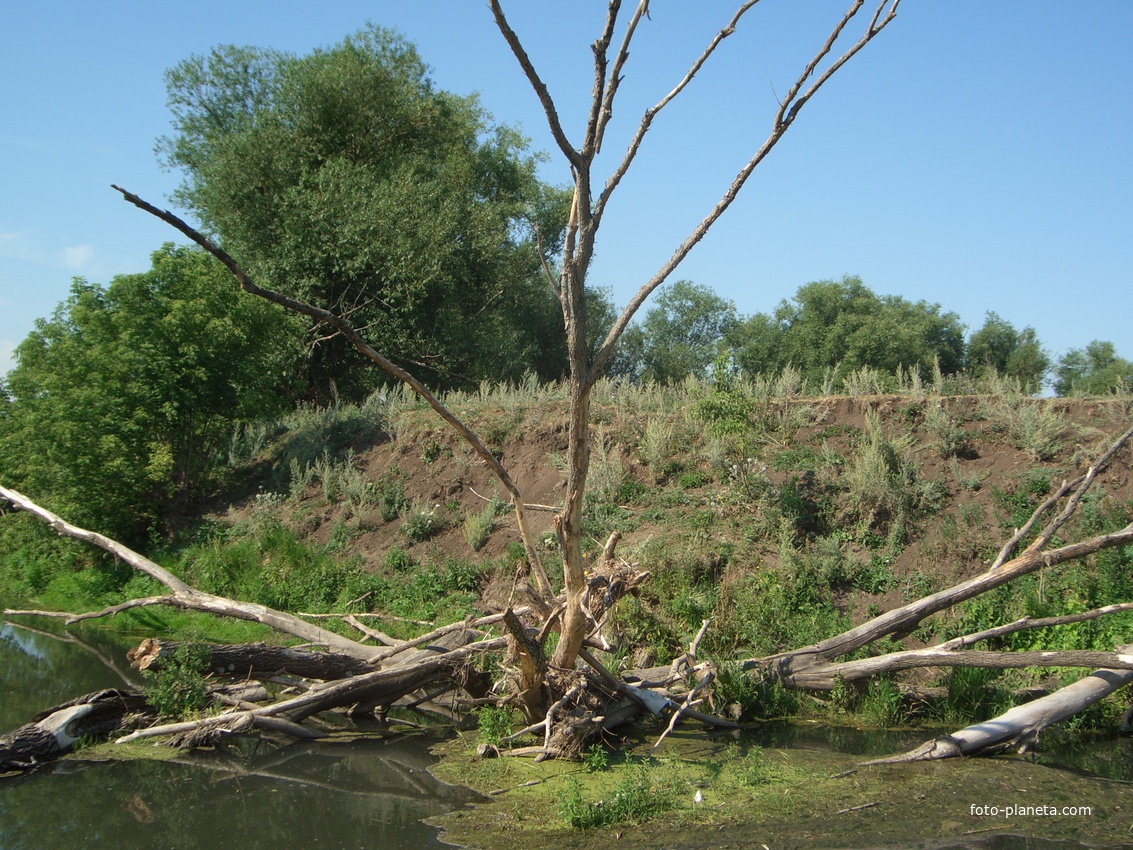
[{"left": 2, "top": 2, "right": 1130, "bottom": 378}]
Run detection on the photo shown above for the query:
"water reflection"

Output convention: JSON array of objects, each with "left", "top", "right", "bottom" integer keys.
[
  {"left": 0, "top": 623, "right": 476, "bottom": 849},
  {"left": 0, "top": 737, "right": 479, "bottom": 850},
  {"left": 0, "top": 623, "right": 137, "bottom": 732}
]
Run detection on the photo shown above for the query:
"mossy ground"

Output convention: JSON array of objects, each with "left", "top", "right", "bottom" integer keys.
[{"left": 429, "top": 726, "right": 1133, "bottom": 849}]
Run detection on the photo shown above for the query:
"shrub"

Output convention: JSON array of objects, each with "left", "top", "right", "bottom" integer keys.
[
  {"left": 400, "top": 498, "right": 445, "bottom": 544},
  {"left": 143, "top": 641, "right": 211, "bottom": 719},
  {"left": 462, "top": 502, "right": 497, "bottom": 552}
]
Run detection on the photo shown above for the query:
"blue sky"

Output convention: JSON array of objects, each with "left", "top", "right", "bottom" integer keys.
[{"left": 2, "top": 1, "right": 1130, "bottom": 378}]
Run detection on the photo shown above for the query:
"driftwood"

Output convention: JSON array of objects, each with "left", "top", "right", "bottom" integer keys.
[
  {"left": 127, "top": 639, "right": 373, "bottom": 680},
  {"left": 0, "top": 690, "right": 150, "bottom": 772},
  {"left": 865, "top": 667, "right": 1133, "bottom": 763}
]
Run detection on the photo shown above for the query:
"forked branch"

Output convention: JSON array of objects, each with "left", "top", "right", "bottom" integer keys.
[
  {"left": 589, "top": 0, "right": 900, "bottom": 382},
  {"left": 110, "top": 184, "right": 552, "bottom": 597}
]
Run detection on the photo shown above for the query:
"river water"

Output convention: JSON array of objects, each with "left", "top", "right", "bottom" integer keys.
[
  {"left": 0, "top": 622, "right": 478, "bottom": 850},
  {"left": 3, "top": 621, "right": 1133, "bottom": 849}
]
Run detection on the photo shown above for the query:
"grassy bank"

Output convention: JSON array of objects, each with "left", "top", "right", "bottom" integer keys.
[{"left": 3, "top": 374, "right": 1132, "bottom": 736}]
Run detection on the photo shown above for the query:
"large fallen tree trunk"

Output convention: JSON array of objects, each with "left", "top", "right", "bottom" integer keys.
[
  {"left": 864, "top": 667, "right": 1133, "bottom": 764},
  {"left": 0, "top": 690, "right": 151, "bottom": 772},
  {"left": 127, "top": 639, "right": 374, "bottom": 680}
]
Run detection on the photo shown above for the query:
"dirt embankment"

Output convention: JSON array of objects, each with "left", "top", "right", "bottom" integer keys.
[{"left": 218, "top": 395, "right": 1131, "bottom": 626}]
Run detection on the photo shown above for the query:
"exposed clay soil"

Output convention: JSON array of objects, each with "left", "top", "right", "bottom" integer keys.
[{"left": 217, "top": 395, "right": 1132, "bottom": 629}]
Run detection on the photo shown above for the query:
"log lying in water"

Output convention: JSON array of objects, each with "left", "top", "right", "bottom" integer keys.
[
  {"left": 127, "top": 638, "right": 373, "bottom": 681},
  {"left": 864, "top": 666, "right": 1133, "bottom": 764},
  {"left": 0, "top": 689, "right": 150, "bottom": 772}
]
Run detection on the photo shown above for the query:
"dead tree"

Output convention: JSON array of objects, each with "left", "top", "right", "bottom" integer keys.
[
  {"left": 3, "top": 424, "right": 1130, "bottom": 762},
  {"left": 7, "top": 3, "right": 1133, "bottom": 766},
  {"left": 108, "top": 1, "right": 902, "bottom": 713}
]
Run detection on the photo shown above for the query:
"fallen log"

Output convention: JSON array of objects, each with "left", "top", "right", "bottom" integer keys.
[
  {"left": 865, "top": 666, "right": 1133, "bottom": 764},
  {"left": 127, "top": 639, "right": 373, "bottom": 681},
  {"left": 1, "top": 689, "right": 150, "bottom": 772}
]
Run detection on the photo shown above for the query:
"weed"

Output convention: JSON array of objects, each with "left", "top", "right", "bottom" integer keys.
[
  {"left": 734, "top": 746, "right": 771, "bottom": 787},
  {"left": 923, "top": 403, "right": 969, "bottom": 458},
  {"left": 588, "top": 427, "right": 625, "bottom": 505},
  {"left": 934, "top": 666, "right": 1014, "bottom": 725},
  {"left": 478, "top": 706, "right": 513, "bottom": 748},
  {"left": 583, "top": 744, "right": 610, "bottom": 772},
  {"left": 421, "top": 440, "right": 449, "bottom": 464},
  {"left": 228, "top": 419, "right": 277, "bottom": 465},
  {"left": 958, "top": 501, "right": 985, "bottom": 528},
  {"left": 852, "top": 556, "right": 894, "bottom": 595},
  {"left": 678, "top": 470, "right": 710, "bottom": 489},
  {"left": 462, "top": 502, "right": 498, "bottom": 552},
  {"left": 143, "top": 641, "right": 212, "bottom": 719},
  {"left": 841, "top": 365, "right": 887, "bottom": 397},
  {"left": 385, "top": 547, "right": 413, "bottom": 572},
  {"left": 400, "top": 498, "right": 445, "bottom": 545},
  {"left": 714, "top": 665, "right": 799, "bottom": 720},
  {"left": 770, "top": 446, "right": 819, "bottom": 472},
  {"left": 950, "top": 457, "right": 988, "bottom": 492},
  {"left": 1013, "top": 402, "right": 1066, "bottom": 461},
  {"left": 557, "top": 762, "right": 675, "bottom": 829},
  {"left": 376, "top": 468, "right": 408, "bottom": 522},
  {"left": 640, "top": 418, "right": 675, "bottom": 482},
  {"left": 856, "top": 678, "right": 905, "bottom": 726},
  {"left": 843, "top": 408, "right": 938, "bottom": 536}
]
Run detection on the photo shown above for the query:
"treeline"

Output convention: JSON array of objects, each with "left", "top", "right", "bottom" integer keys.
[
  {"left": 1, "top": 24, "right": 1130, "bottom": 546},
  {"left": 610, "top": 276, "right": 1131, "bottom": 397}
]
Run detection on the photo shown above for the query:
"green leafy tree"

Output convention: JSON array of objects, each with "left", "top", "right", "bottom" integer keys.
[
  {"left": 159, "top": 25, "right": 571, "bottom": 399},
  {"left": 965, "top": 311, "right": 1049, "bottom": 389},
  {"left": 611, "top": 280, "right": 737, "bottom": 384},
  {"left": 1053, "top": 340, "right": 1133, "bottom": 396},
  {"left": 730, "top": 276, "right": 965, "bottom": 387},
  {"left": 0, "top": 245, "right": 302, "bottom": 540}
]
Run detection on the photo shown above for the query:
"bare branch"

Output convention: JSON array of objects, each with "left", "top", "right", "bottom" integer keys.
[
  {"left": 1, "top": 485, "right": 384, "bottom": 659},
  {"left": 988, "top": 475, "right": 1082, "bottom": 570},
  {"left": 1020, "top": 422, "right": 1133, "bottom": 557},
  {"left": 110, "top": 184, "right": 552, "bottom": 597},
  {"left": 594, "top": 0, "right": 762, "bottom": 225},
  {"left": 581, "top": 1, "right": 622, "bottom": 158},
  {"left": 593, "top": 0, "right": 651, "bottom": 155},
  {"left": 588, "top": 1, "right": 900, "bottom": 383},
  {"left": 488, "top": 0, "right": 581, "bottom": 168},
  {"left": 1, "top": 485, "right": 192, "bottom": 592},
  {"left": 939, "top": 602, "right": 1133, "bottom": 650},
  {"left": 795, "top": 648, "right": 1133, "bottom": 690}
]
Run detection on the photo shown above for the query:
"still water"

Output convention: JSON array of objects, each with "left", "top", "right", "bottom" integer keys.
[
  {"left": 0, "top": 623, "right": 479, "bottom": 850},
  {"left": 5, "top": 621, "right": 1133, "bottom": 850}
]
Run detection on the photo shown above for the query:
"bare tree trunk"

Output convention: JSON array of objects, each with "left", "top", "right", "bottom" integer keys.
[
  {"left": 127, "top": 639, "right": 374, "bottom": 681},
  {"left": 0, "top": 690, "right": 150, "bottom": 771},
  {"left": 866, "top": 668, "right": 1133, "bottom": 764}
]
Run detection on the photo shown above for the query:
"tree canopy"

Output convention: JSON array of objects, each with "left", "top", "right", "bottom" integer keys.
[
  {"left": 611, "top": 280, "right": 738, "bottom": 384},
  {"left": 1053, "top": 340, "right": 1133, "bottom": 397},
  {"left": 729, "top": 276, "right": 966, "bottom": 387},
  {"left": 965, "top": 311, "right": 1049, "bottom": 390},
  {"left": 159, "top": 25, "right": 571, "bottom": 399},
  {"left": 0, "top": 245, "right": 301, "bottom": 540}
]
